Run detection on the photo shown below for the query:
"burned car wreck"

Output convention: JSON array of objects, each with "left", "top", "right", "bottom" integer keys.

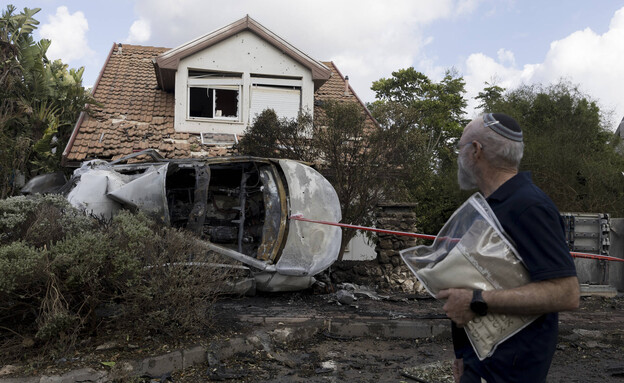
[{"left": 26, "top": 150, "right": 342, "bottom": 292}]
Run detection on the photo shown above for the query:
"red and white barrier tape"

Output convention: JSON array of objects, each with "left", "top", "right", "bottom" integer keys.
[{"left": 289, "top": 214, "right": 623, "bottom": 263}]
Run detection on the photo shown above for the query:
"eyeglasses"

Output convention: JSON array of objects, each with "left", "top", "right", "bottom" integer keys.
[{"left": 456, "top": 142, "right": 472, "bottom": 151}]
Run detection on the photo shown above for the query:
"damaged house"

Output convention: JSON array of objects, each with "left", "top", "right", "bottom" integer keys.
[
  {"left": 58, "top": 15, "right": 379, "bottom": 290},
  {"left": 62, "top": 15, "right": 376, "bottom": 163}
]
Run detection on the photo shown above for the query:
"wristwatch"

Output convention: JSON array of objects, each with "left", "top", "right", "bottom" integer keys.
[{"left": 470, "top": 289, "right": 488, "bottom": 316}]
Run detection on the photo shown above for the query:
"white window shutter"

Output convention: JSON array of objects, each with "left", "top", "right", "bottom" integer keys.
[{"left": 249, "top": 86, "right": 301, "bottom": 123}]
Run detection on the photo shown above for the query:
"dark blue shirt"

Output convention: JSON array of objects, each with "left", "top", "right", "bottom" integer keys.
[{"left": 454, "top": 172, "right": 577, "bottom": 383}]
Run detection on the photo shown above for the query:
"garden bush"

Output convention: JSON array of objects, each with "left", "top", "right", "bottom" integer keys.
[{"left": 0, "top": 195, "right": 244, "bottom": 361}]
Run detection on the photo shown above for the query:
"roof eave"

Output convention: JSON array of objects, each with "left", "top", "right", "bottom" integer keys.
[{"left": 154, "top": 15, "right": 331, "bottom": 91}]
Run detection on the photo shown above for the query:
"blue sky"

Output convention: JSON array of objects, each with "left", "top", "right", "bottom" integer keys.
[{"left": 7, "top": 0, "right": 624, "bottom": 130}]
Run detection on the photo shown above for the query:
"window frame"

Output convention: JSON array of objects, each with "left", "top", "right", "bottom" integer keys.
[{"left": 187, "top": 76, "right": 242, "bottom": 122}]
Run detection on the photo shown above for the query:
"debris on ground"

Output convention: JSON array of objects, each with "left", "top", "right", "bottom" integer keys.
[
  {"left": 402, "top": 361, "right": 454, "bottom": 383},
  {"left": 0, "top": 293, "right": 622, "bottom": 382}
]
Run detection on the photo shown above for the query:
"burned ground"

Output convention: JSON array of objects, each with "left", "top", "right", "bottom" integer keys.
[
  {"left": 2, "top": 291, "right": 622, "bottom": 382},
  {"left": 192, "top": 292, "right": 624, "bottom": 383}
]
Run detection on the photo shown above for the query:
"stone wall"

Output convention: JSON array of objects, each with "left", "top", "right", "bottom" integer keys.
[{"left": 331, "top": 203, "right": 424, "bottom": 292}]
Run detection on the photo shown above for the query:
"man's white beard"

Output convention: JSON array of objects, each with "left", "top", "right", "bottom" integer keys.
[{"left": 458, "top": 154, "right": 478, "bottom": 190}]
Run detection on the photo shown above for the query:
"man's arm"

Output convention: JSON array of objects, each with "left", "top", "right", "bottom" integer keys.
[{"left": 437, "top": 276, "right": 580, "bottom": 327}]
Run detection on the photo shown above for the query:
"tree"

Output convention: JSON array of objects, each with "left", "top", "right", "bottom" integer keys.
[
  {"left": 238, "top": 101, "right": 406, "bottom": 258},
  {"left": 236, "top": 108, "right": 317, "bottom": 163},
  {"left": 476, "top": 80, "right": 624, "bottom": 216},
  {"left": 0, "top": 5, "right": 95, "bottom": 198},
  {"left": 369, "top": 68, "right": 470, "bottom": 234},
  {"left": 475, "top": 81, "right": 505, "bottom": 112}
]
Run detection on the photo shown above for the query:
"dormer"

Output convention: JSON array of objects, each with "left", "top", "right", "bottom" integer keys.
[{"left": 153, "top": 16, "right": 331, "bottom": 136}]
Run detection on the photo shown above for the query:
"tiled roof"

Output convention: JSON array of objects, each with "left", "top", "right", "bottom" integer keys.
[
  {"left": 317, "top": 61, "right": 377, "bottom": 129},
  {"left": 63, "top": 44, "right": 377, "bottom": 164}
]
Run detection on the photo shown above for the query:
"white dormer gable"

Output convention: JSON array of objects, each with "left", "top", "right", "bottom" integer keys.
[
  {"left": 153, "top": 16, "right": 331, "bottom": 136},
  {"left": 175, "top": 30, "right": 314, "bottom": 135}
]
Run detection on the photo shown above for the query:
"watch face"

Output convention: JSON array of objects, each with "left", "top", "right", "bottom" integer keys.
[{"left": 471, "top": 300, "right": 487, "bottom": 316}]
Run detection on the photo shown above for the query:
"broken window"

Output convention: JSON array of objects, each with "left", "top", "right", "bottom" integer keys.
[
  {"left": 189, "top": 87, "right": 239, "bottom": 119},
  {"left": 188, "top": 70, "right": 242, "bottom": 121}
]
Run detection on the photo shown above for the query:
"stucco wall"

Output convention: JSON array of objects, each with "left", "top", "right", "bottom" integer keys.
[
  {"left": 174, "top": 31, "right": 314, "bottom": 135},
  {"left": 342, "top": 232, "right": 377, "bottom": 261}
]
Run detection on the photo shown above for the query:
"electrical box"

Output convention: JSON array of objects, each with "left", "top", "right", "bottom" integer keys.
[{"left": 561, "top": 213, "right": 610, "bottom": 284}]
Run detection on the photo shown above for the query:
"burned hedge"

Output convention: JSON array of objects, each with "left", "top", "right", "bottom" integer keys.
[{"left": 0, "top": 195, "right": 241, "bottom": 359}]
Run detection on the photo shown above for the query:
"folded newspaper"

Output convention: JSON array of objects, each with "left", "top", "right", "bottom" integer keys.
[{"left": 400, "top": 193, "right": 538, "bottom": 360}]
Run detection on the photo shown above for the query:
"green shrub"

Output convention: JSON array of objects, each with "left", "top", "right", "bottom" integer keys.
[
  {"left": 108, "top": 210, "right": 156, "bottom": 281},
  {"left": 0, "top": 194, "right": 244, "bottom": 360},
  {"left": 0, "top": 241, "right": 43, "bottom": 294},
  {"left": 51, "top": 230, "right": 111, "bottom": 289},
  {"left": 120, "top": 227, "right": 242, "bottom": 334},
  {"left": 0, "top": 194, "right": 95, "bottom": 246}
]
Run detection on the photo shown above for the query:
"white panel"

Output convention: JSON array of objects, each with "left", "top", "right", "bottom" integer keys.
[{"left": 249, "top": 86, "right": 301, "bottom": 123}]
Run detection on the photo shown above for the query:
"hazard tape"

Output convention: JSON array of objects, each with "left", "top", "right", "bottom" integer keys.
[
  {"left": 569, "top": 251, "right": 623, "bottom": 262},
  {"left": 289, "top": 214, "right": 623, "bottom": 263}
]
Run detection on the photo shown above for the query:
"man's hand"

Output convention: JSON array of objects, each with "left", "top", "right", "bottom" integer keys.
[
  {"left": 437, "top": 288, "right": 475, "bottom": 327},
  {"left": 438, "top": 277, "right": 580, "bottom": 326}
]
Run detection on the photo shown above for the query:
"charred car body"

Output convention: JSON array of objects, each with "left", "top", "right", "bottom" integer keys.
[{"left": 26, "top": 150, "right": 342, "bottom": 292}]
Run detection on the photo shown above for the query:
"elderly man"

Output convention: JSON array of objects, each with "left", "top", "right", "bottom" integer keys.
[{"left": 438, "top": 113, "right": 580, "bottom": 383}]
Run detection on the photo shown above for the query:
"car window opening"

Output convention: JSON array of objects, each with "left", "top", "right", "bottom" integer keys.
[{"left": 166, "top": 163, "right": 272, "bottom": 258}]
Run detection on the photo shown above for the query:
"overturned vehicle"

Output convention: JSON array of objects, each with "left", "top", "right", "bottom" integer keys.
[{"left": 25, "top": 150, "right": 342, "bottom": 292}]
